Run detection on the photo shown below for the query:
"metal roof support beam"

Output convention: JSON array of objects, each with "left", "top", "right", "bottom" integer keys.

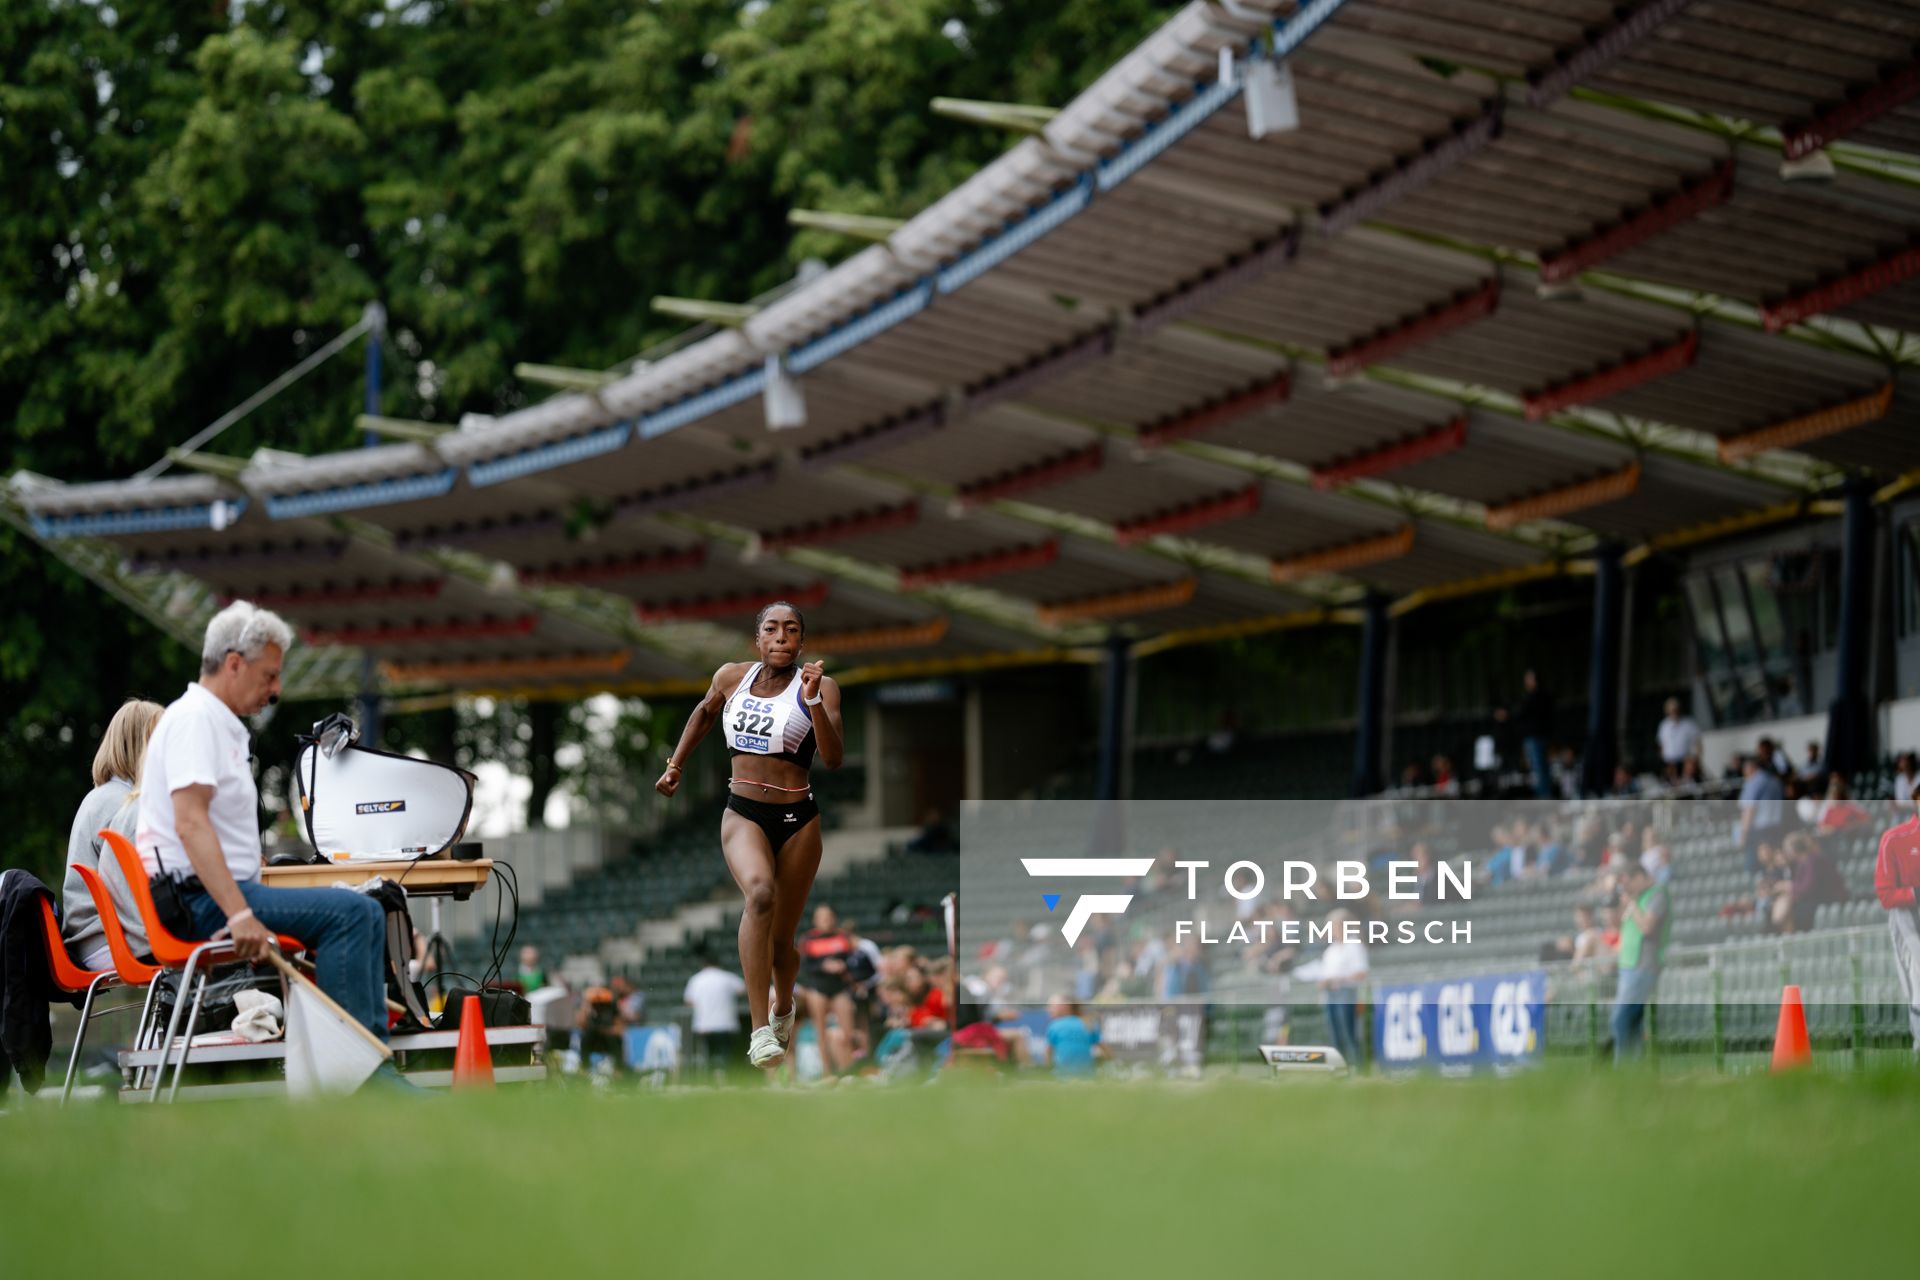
[
  {"left": 1036, "top": 578, "right": 1196, "bottom": 627},
  {"left": 1718, "top": 383, "right": 1894, "bottom": 463},
  {"left": 1327, "top": 279, "right": 1500, "bottom": 377},
  {"left": 1761, "top": 246, "right": 1920, "bottom": 333},
  {"left": 955, "top": 444, "right": 1104, "bottom": 508},
  {"left": 129, "top": 537, "right": 348, "bottom": 574},
  {"left": 1538, "top": 161, "right": 1734, "bottom": 286},
  {"left": 611, "top": 460, "right": 778, "bottom": 519},
  {"left": 1783, "top": 58, "right": 1920, "bottom": 162},
  {"left": 798, "top": 403, "right": 945, "bottom": 470},
  {"left": 1113, "top": 483, "right": 1260, "bottom": 546},
  {"left": 1319, "top": 101, "right": 1504, "bottom": 238},
  {"left": 963, "top": 328, "right": 1113, "bottom": 412},
  {"left": 635, "top": 580, "right": 830, "bottom": 626},
  {"left": 898, "top": 541, "right": 1060, "bottom": 591},
  {"left": 306, "top": 614, "right": 538, "bottom": 648},
  {"left": 1525, "top": 0, "right": 1698, "bottom": 110},
  {"left": 1312, "top": 415, "right": 1468, "bottom": 490},
  {"left": 1131, "top": 228, "right": 1300, "bottom": 335},
  {"left": 237, "top": 578, "right": 444, "bottom": 610},
  {"left": 1271, "top": 525, "right": 1415, "bottom": 585},
  {"left": 758, "top": 501, "right": 920, "bottom": 553},
  {"left": 809, "top": 616, "right": 951, "bottom": 658},
  {"left": 382, "top": 651, "right": 631, "bottom": 687},
  {"left": 516, "top": 545, "right": 708, "bottom": 587},
  {"left": 1485, "top": 463, "right": 1642, "bottom": 531},
  {"left": 1139, "top": 372, "right": 1291, "bottom": 448},
  {"left": 1523, "top": 332, "right": 1698, "bottom": 420}
]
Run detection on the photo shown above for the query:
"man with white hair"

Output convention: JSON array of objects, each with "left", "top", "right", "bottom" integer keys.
[{"left": 135, "top": 601, "right": 399, "bottom": 1076}]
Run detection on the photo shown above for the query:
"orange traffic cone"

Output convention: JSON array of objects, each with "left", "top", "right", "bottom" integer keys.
[
  {"left": 452, "top": 994, "right": 494, "bottom": 1089},
  {"left": 1770, "top": 984, "right": 1812, "bottom": 1072}
]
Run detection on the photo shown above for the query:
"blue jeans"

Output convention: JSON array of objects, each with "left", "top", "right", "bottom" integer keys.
[
  {"left": 184, "top": 880, "right": 389, "bottom": 1042},
  {"left": 1325, "top": 990, "right": 1361, "bottom": 1069},
  {"left": 1611, "top": 965, "right": 1660, "bottom": 1061},
  {"left": 1524, "top": 737, "right": 1553, "bottom": 799}
]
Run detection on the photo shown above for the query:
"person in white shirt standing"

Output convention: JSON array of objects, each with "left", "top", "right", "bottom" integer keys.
[
  {"left": 135, "top": 601, "right": 395, "bottom": 1061},
  {"left": 1299, "top": 909, "right": 1369, "bottom": 1072},
  {"left": 683, "top": 947, "right": 748, "bottom": 1083},
  {"left": 1655, "top": 698, "right": 1701, "bottom": 783}
]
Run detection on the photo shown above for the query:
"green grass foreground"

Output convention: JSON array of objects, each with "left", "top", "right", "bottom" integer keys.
[{"left": 4, "top": 1069, "right": 1917, "bottom": 1277}]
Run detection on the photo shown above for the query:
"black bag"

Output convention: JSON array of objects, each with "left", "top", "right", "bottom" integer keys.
[
  {"left": 438, "top": 987, "right": 531, "bottom": 1031},
  {"left": 147, "top": 874, "right": 204, "bottom": 940}
]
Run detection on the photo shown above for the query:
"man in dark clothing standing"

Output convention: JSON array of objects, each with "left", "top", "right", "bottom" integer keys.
[{"left": 1500, "top": 670, "right": 1556, "bottom": 800}]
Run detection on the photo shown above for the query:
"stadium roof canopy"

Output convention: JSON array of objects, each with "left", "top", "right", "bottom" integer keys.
[{"left": 14, "top": 0, "right": 1920, "bottom": 700}]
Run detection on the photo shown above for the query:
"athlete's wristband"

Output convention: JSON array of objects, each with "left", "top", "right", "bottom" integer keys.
[{"left": 804, "top": 694, "right": 823, "bottom": 706}]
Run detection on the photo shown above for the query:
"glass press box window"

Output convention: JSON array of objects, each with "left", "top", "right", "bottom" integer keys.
[{"left": 1683, "top": 540, "right": 1840, "bottom": 728}]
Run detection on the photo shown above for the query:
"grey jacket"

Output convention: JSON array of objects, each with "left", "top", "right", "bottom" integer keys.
[{"left": 60, "top": 778, "right": 148, "bottom": 965}]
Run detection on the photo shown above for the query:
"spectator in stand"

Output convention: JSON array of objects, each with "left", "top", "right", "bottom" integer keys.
[
  {"left": 1656, "top": 699, "right": 1702, "bottom": 782},
  {"left": 1676, "top": 755, "right": 1706, "bottom": 790},
  {"left": 516, "top": 944, "right": 547, "bottom": 994},
  {"left": 1611, "top": 860, "right": 1670, "bottom": 1062},
  {"left": 1776, "top": 831, "right": 1849, "bottom": 934},
  {"left": 1750, "top": 838, "right": 1791, "bottom": 928},
  {"left": 1889, "top": 751, "right": 1917, "bottom": 813},
  {"left": 1161, "top": 937, "right": 1210, "bottom": 999},
  {"left": 1575, "top": 906, "right": 1616, "bottom": 975},
  {"left": 1639, "top": 826, "right": 1671, "bottom": 884},
  {"left": 1872, "top": 783, "right": 1920, "bottom": 1051},
  {"left": 1398, "top": 761, "right": 1428, "bottom": 793},
  {"left": 1758, "top": 736, "right": 1791, "bottom": 778},
  {"left": 902, "top": 958, "right": 949, "bottom": 1031},
  {"left": 683, "top": 947, "right": 748, "bottom": 1083},
  {"left": 1429, "top": 754, "right": 1459, "bottom": 797},
  {"left": 61, "top": 697, "right": 163, "bottom": 972},
  {"left": 1303, "top": 909, "right": 1369, "bottom": 1070},
  {"left": 1797, "top": 740, "right": 1826, "bottom": 784},
  {"left": 1738, "top": 752, "right": 1786, "bottom": 874},
  {"left": 1815, "top": 776, "right": 1873, "bottom": 834},
  {"left": 904, "top": 808, "right": 954, "bottom": 854},
  {"left": 575, "top": 986, "right": 623, "bottom": 1070},
  {"left": 611, "top": 974, "right": 645, "bottom": 1029},
  {"left": 1573, "top": 810, "right": 1609, "bottom": 871},
  {"left": 1611, "top": 763, "right": 1641, "bottom": 798},
  {"left": 798, "top": 904, "right": 861, "bottom": 1075},
  {"left": 1044, "top": 995, "right": 1103, "bottom": 1079},
  {"left": 1504, "top": 669, "right": 1556, "bottom": 800}
]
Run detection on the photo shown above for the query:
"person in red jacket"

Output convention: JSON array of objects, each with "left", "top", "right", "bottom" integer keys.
[{"left": 1872, "top": 788, "right": 1920, "bottom": 1053}]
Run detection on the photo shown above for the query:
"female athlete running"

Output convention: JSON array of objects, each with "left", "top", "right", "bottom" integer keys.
[{"left": 654, "top": 601, "right": 843, "bottom": 1067}]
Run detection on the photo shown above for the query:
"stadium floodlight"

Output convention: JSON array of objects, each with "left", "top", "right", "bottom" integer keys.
[
  {"left": 1243, "top": 59, "right": 1299, "bottom": 140},
  {"left": 763, "top": 354, "right": 807, "bottom": 430}
]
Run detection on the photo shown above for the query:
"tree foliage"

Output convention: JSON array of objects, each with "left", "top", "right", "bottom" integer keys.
[{"left": 1, "top": 0, "right": 1176, "bottom": 881}]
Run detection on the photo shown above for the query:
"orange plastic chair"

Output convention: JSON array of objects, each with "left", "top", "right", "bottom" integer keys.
[
  {"left": 71, "top": 862, "right": 164, "bottom": 1094},
  {"left": 100, "top": 830, "right": 305, "bottom": 1100},
  {"left": 36, "top": 896, "right": 114, "bottom": 1104}
]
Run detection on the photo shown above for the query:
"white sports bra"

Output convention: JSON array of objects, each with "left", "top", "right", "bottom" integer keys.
[{"left": 721, "top": 663, "right": 816, "bottom": 767}]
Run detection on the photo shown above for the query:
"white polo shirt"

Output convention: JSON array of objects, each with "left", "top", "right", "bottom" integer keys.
[
  {"left": 134, "top": 682, "right": 263, "bottom": 883},
  {"left": 683, "top": 966, "right": 747, "bottom": 1034}
]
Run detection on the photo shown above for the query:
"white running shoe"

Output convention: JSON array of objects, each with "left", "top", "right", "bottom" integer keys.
[
  {"left": 748, "top": 1025, "right": 785, "bottom": 1068},
  {"left": 769, "top": 990, "right": 797, "bottom": 1049}
]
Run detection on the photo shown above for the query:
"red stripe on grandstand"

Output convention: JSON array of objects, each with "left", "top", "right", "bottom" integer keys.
[
  {"left": 760, "top": 502, "right": 920, "bottom": 552},
  {"left": 1523, "top": 332, "right": 1697, "bottom": 419},
  {"left": 1138, "top": 372, "right": 1291, "bottom": 448},
  {"left": 898, "top": 540, "right": 1059, "bottom": 590},
  {"left": 1538, "top": 162, "right": 1734, "bottom": 285},
  {"left": 306, "top": 614, "right": 539, "bottom": 647},
  {"left": 1326, "top": 280, "right": 1499, "bottom": 378},
  {"left": 957, "top": 444, "right": 1104, "bottom": 507},
  {"left": 228, "top": 579, "right": 444, "bottom": 609},
  {"left": 1312, "top": 416, "right": 1467, "bottom": 491},
  {"left": 519, "top": 546, "right": 707, "bottom": 586},
  {"left": 1762, "top": 247, "right": 1920, "bottom": 332},
  {"left": 635, "top": 581, "right": 829, "bottom": 624},
  {"left": 1783, "top": 59, "right": 1920, "bottom": 160},
  {"left": 1113, "top": 485, "right": 1260, "bottom": 546}
]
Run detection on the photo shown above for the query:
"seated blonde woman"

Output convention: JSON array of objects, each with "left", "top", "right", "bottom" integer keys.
[{"left": 61, "top": 698, "right": 163, "bottom": 970}]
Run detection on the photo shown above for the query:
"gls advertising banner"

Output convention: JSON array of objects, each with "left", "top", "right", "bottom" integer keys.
[{"left": 1373, "top": 970, "right": 1546, "bottom": 1073}]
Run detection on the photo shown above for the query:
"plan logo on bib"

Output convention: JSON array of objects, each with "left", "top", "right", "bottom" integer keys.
[{"left": 1020, "top": 857, "right": 1156, "bottom": 946}]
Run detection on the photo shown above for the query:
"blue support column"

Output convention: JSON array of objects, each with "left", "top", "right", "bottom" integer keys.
[
  {"left": 1094, "top": 632, "right": 1132, "bottom": 801},
  {"left": 1351, "top": 594, "right": 1388, "bottom": 797},
  {"left": 356, "top": 302, "right": 387, "bottom": 745},
  {"left": 1580, "top": 544, "right": 1624, "bottom": 797},
  {"left": 1824, "top": 477, "right": 1875, "bottom": 778}
]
